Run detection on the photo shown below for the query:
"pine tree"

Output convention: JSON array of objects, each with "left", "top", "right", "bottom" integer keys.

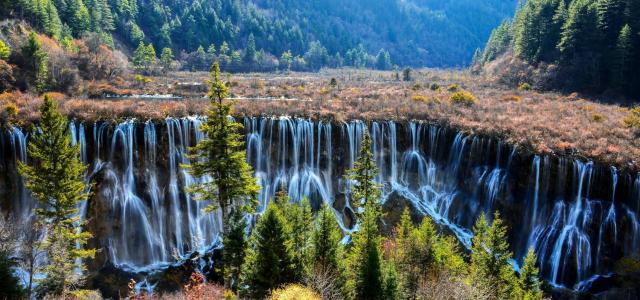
[
  {"left": 44, "top": 0, "right": 62, "bottom": 39},
  {"left": 392, "top": 208, "right": 414, "bottom": 298},
  {"left": 219, "top": 41, "right": 230, "bottom": 63},
  {"left": 483, "top": 19, "right": 512, "bottom": 63},
  {"left": 207, "top": 44, "right": 217, "bottom": 56},
  {"left": 17, "top": 95, "right": 95, "bottom": 296},
  {"left": 346, "top": 129, "right": 384, "bottom": 300},
  {"left": 346, "top": 129, "right": 382, "bottom": 215},
  {"left": 469, "top": 212, "right": 516, "bottom": 300},
  {"left": 471, "top": 48, "right": 483, "bottom": 67},
  {"left": 244, "top": 33, "right": 257, "bottom": 63},
  {"left": 610, "top": 24, "right": 632, "bottom": 89},
  {"left": 223, "top": 209, "right": 248, "bottom": 292},
  {"left": 597, "top": 0, "right": 626, "bottom": 47},
  {"left": 309, "top": 203, "right": 346, "bottom": 296},
  {"left": 402, "top": 68, "right": 412, "bottom": 81},
  {"left": 97, "top": 0, "right": 115, "bottom": 31},
  {"left": 132, "top": 41, "right": 146, "bottom": 69},
  {"left": 375, "top": 48, "right": 392, "bottom": 70},
  {"left": 281, "top": 50, "right": 293, "bottom": 71},
  {"left": 383, "top": 261, "right": 400, "bottom": 300},
  {"left": 514, "top": 0, "right": 559, "bottom": 63},
  {"left": 397, "top": 215, "right": 437, "bottom": 299},
  {"left": 240, "top": 202, "right": 295, "bottom": 299},
  {"left": 432, "top": 235, "right": 467, "bottom": 276},
  {"left": 515, "top": 249, "right": 543, "bottom": 300},
  {"left": 558, "top": 0, "right": 599, "bottom": 61},
  {"left": 22, "top": 32, "right": 48, "bottom": 93},
  {"left": 188, "top": 63, "right": 260, "bottom": 288},
  {"left": 68, "top": 0, "right": 91, "bottom": 36},
  {"left": 144, "top": 43, "right": 157, "bottom": 69},
  {"left": 160, "top": 47, "right": 174, "bottom": 73},
  {"left": 349, "top": 203, "right": 384, "bottom": 300},
  {"left": 551, "top": 0, "right": 568, "bottom": 58},
  {"left": 280, "top": 197, "right": 313, "bottom": 281}
]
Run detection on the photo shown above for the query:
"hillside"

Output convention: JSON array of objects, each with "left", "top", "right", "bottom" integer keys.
[
  {"left": 477, "top": 0, "right": 640, "bottom": 99},
  {"left": 2, "top": 0, "right": 516, "bottom": 68}
]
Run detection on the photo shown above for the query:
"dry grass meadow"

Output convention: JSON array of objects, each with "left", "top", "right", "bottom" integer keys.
[{"left": 1, "top": 69, "right": 638, "bottom": 171}]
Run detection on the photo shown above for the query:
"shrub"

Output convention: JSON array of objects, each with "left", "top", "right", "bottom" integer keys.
[
  {"left": 411, "top": 95, "right": 429, "bottom": 102},
  {"left": 447, "top": 84, "right": 458, "bottom": 92},
  {"left": 429, "top": 83, "right": 440, "bottom": 91},
  {"left": 411, "top": 83, "right": 422, "bottom": 91},
  {"left": 329, "top": 77, "right": 337, "bottom": 88},
  {"left": 4, "top": 102, "right": 18, "bottom": 118},
  {"left": 0, "top": 60, "right": 15, "bottom": 92},
  {"left": 270, "top": 284, "right": 320, "bottom": 300},
  {"left": 403, "top": 68, "right": 412, "bottom": 81},
  {"left": 624, "top": 107, "right": 640, "bottom": 130},
  {"left": 518, "top": 82, "right": 532, "bottom": 91},
  {"left": 592, "top": 113, "right": 605, "bottom": 122},
  {"left": 449, "top": 91, "right": 477, "bottom": 106},
  {"left": 501, "top": 95, "right": 521, "bottom": 102}
]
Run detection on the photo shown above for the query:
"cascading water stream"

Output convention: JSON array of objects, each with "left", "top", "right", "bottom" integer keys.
[{"left": 1, "top": 117, "right": 639, "bottom": 292}]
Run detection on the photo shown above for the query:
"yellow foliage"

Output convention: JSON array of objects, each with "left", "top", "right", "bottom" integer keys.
[
  {"left": 501, "top": 95, "right": 521, "bottom": 102},
  {"left": 592, "top": 113, "right": 605, "bottom": 122},
  {"left": 449, "top": 91, "right": 477, "bottom": 106},
  {"left": 411, "top": 95, "right": 429, "bottom": 102},
  {"left": 4, "top": 102, "right": 18, "bottom": 117},
  {"left": 269, "top": 284, "right": 320, "bottom": 300},
  {"left": 624, "top": 107, "right": 640, "bottom": 129},
  {"left": 518, "top": 82, "right": 532, "bottom": 91}
]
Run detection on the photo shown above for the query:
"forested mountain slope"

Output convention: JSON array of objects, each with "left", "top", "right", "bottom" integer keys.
[
  {"left": 1, "top": 0, "right": 517, "bottom": 68},
  {"left": 478, "top": 0, "right": 640, "bottom": 98}
]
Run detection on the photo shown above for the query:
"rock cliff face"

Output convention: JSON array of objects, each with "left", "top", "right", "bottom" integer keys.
[{"left": 1, "top": 117, "right": 639, "bottom": 296}]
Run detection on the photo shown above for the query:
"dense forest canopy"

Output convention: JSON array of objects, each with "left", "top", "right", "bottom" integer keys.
[
  {"left": 1, "top": 0, "right": 517, "bottom": 68},
  {"left": 479, "top": 0, "right": 640, "bottom": 98}
]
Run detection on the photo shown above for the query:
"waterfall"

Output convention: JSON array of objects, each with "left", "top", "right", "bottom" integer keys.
[{"left": 1, "top": 117, "right": 639, "bottom": 291}]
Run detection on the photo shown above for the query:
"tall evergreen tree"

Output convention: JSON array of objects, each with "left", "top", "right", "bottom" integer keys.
[
  {"left": 223, "top": 209, "right": 248, "bottom": 292},
  {"left": 471, "top": 47, "right": 483, "bottom": 68},
  {"left": 22, "top": 32, "right": 48, "bottom": 93},
  {"left": 514, "top": 0, "right": 563, "bottom": 63},
  {"left": 346, "top": 129, "right": 384, "bottom": 300},
  {"left": 240, "top": 202, "right": 296, "bottom": 299},
  {"left": 188, "top": 62, "right": 260, "bottom": 288},
  {"left": 17, "top": 95, "right": 95, "bottom": 297},
  {"left": 132, "top": 41, "right": 146, "bottom": 69},
  {"left": 68, "top": 0, "right": 91, "bottom": 36},
  {"left": 515, "top": 249, "right": 543, "bottom": 300},
  {"left": 558, "top": 0, "right": 599, "bottom": 61},
  {"left": 382, "top": 260, "right": 400, "bottom": 300},
  {"left": 610, "top": 24, "right": 633, "bottom": 89},
  {"left": 375, "top": 48, "right": 392, "bottom": 70},
  {"left": 244, "top": 33, "right": 257, "bottom": 63},
  {"left": 279, "top": 196, "right": 313, "bottom": 281},
  {"left": 310, "top": 203, "right": 346, "bottom": 296},
  {"left": 469, "top": 212, "right": 516, "bottom": 300},
  {"left": 597, "top": 0, "right": 626, "bottom": 46},
  {"left": 483, "top": 19, "right": 513, "bottom": 63},
  {"left": 160, "top": 47, "right": 174, "bottom": 73},
  {"left": 44, "top": 0, "right": 62, "bottom": 39},
  {"left": 345, "top": 130, "right": 382, "bottom": 215}
]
